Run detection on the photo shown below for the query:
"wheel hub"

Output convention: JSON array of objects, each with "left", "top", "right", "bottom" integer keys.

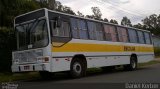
[
  {"left": 131, "top": 60, "right": 136, "bottom": 68},
  {"left": 73, "top": 62, "right": 82, "bottom": 74}
]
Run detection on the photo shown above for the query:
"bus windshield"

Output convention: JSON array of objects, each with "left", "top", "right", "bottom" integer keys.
[{"left": 15, "top": 19, "right": 48, "bottom": 50}]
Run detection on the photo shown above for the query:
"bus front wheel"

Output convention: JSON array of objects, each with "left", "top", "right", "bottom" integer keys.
[{"left": 70, "top": 58, "right": 86, "bottom": 78}]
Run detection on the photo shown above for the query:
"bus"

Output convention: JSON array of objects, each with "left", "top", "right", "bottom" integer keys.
[{"left": 12, "top": 8, "right": 154, "bottom": 78}]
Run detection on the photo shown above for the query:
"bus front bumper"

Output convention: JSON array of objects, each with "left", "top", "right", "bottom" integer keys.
[{"left": 11, "top": 63, "right": 50, "bottom": 72}]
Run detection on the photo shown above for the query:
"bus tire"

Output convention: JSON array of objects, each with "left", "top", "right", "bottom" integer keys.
[
  {"left": 39, "top": 71, "right": 53, "bottom": 79},
  {"left": 70, "top": 58, "right": 86, "bottom": 78},
  {"left": 124, "top": 56, "right": 137, "bottom": 71}
]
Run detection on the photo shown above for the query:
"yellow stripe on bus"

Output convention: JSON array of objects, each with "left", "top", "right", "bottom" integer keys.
[{"left": 51, "top": 43, "right": 154, "bottom": 52}]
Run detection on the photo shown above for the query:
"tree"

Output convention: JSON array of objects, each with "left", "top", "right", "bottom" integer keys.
[
  {"left": 39, "top": 0, "right": 48, "bottom": 8},
  {"left": 142, "top": 14, "right": 160, "bottom": 35},
  {"left": 85, "top": 15, "right": 94, "bottom": 19},
  {"left": 0, "top": 27, "right": 16, "bottom": 72},
  {"left": 0, "top": 0, "right": 41, "bottom": 27},
  {"left": 110, "top": 19, "right": 118, "bottom": 24},
  {"left": 55, "top": 1, "right": 63, "bottom": 12},
  {"left": 48, "top": 0, "right": 55, "bottom": 10},
  {"left": 133, "top": 23, "right": 143, "bottom": 29},
  {"left": 54, "top": 1, "right": 75, "bottom": 15},
  {"left": 121, "top": 16, "right": 132, "bottom": 27},
  {"left": 62, "top": 6, "right": 76, "bottom": 15},
  {"left": 77, "top": 11, "right": 84, "bottom": 17},
  {"left": 91, "top": 7, "right": 102, "bottom": 20},
  {"left": 103, "top": 18, "right": 109, "bottom": 22}
]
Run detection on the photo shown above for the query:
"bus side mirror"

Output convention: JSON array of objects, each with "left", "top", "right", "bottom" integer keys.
[{"left": 56, "top": 16, "right": 61, "bottom": 27}]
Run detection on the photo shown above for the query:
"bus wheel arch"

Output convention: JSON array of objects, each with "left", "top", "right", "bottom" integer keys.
[
  {"left": 70, "top": 54, "right": 87, "bottom": 78},
  {"left": 131, "top": 54, "right": 138, "bottom": 63}
]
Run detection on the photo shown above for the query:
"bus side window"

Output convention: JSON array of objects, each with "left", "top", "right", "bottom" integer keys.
[
  {"left": 60, "top": 21, "right": 70, "bottom": 37},
  {"left": 50, "top": 20, "right": 70, "bottom": 37},
  {"left": 117, "top": 27, "right": 129, "bottom": 42},
  {"left": 78, "top": 20, "right": 88, "bottom": 39},
  {"left": 71, "top": 18, "right": 79, "bottom": 38},
  {"left": 137, "top": 31, "right": 145, "bottom": 44},
  {"left": 87, "top": 21, "right": 96, "bottom": 40},
  {"left": 144, "top": 32, "right": 151, "bottom": 44},
  {"left": 71, "top": 18, "right": 88, "bottom": 39},
  {"left": 95, "top": 23, "right": 104, "bottom": 41},
  {"left": 128, "top": 29, "right": 138, "bottom": 43},
  {"left": 104, "top": 24, "right": 118, "bottom": 42}
]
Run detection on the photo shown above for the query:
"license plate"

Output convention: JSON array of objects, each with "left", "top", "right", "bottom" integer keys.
[{"left": 24, "top": 65, "right": 30, "bottom": 70}]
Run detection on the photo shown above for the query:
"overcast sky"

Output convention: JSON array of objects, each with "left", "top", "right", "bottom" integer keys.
[{"left": 58, "top": 0, "right": 160, "bottom": 24}]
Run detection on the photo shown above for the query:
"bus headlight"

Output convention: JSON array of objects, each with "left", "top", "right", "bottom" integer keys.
[
  {"left": 13, "top": 59, "right": 19, "bottom": 64},
  {"left": 37, "top": 56, "right": 49, "bottom": 63}
]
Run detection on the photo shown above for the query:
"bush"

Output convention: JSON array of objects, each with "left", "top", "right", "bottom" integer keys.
[
  {"left": 0, "top": 27, "right": 16, "bottom": 72},
  {"left": 154, "top": 47, "right": 160, "bottom": 57}
]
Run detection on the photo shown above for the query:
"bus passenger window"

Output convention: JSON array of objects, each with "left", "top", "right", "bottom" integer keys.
[
  {"left": 117, "top": 27, "right": 128, "bottom": 42},
  {"left": 87, "top": 21, "right": 97, "bottom": 40},
  {"left": 51, "top": 20, "right": 70, "bottom": 37},
  {"left": 137, "top": 31, "right": 145, "bottom": 44},
  {"left": 61, "top": 21, "right": 70, "bottom": 37},
  {"left": 87, "top": 21, "right": 104, "bottom": 40},
  {"left": 144, "top": 32, "right": 151, "bottom": 44},
  {"left": 71, "top": 18, "right": 79, "bottom": 38},
  {"left": 78, "top": 20, "right": 88, "bottom": 39},
  {"left": 95, "top": 23, "right": 104, "bottom": 40},
  {"left": 104, "top": 24, "right": 118, "bottom": 42},
  {"left": 71, "top": 18, "right": 88, "bottom": 39},
  {"left": 128, "top": 29, "right": 138, "bottom": 43}
]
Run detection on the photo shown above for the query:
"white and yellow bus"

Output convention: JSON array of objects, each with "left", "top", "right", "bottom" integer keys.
[{"left": 12, "top": 8, "right": 154, "bottom": 78}]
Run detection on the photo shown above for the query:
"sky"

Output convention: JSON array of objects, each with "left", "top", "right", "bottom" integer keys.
[{"left": 58, "top": 0, "right": 160, "bottom": 24}]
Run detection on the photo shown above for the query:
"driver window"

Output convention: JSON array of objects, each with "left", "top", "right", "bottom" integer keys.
[{"left": 50, "top": 20, "right": 70, "bottom": 37}]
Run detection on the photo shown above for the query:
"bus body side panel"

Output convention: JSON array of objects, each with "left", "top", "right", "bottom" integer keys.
[
  {"left": 137, "top": 55, "right": 154, "bottom": 63},
  {"left": 51, "top": 39, "right": 154, "bottom": 72}
]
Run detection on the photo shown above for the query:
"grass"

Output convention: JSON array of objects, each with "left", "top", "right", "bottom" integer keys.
[
  {"left": 0, "top": 72, "right": 40, "bottom": 83},
  {"left": 0, "top": 60, "right": 160, "bottom": 82},
  {"left": 138, "top": 60, "right": 160, "bottom": 67}
]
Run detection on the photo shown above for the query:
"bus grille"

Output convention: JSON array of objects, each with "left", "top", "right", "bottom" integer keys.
[{"left": 13, "top": 50, "right": 43, "bottom": 63}]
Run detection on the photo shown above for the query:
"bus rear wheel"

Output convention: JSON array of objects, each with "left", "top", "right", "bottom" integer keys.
[
  {"left": 70, "top": 58, "right": 86, "bottom": 78},
  {"left": 124, "top": 56, "right": 137, "bottom": 71}
]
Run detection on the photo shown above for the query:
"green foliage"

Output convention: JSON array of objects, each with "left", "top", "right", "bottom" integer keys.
[
  {"left": 0, "top": 27, "right": 16, "bottom": 72},
  {"left": 54, "top": 1, "right": 75, "bottom": 15},
  {"left": 91, "top": 7, "right": 102, "bottom": 20},
  {"left": 121, "top": 16, "right": 132, "bottom": 27},
  {"left": 103, "top": 18, "right": 109, "bottom": 22},
  {"left": 142, "top": 14, "right": 160, "bottom": 35},
  {"left": 0, "top": 72, "right": 40, "bottom": 82},
  {"left": 0, "top": 0, "right": 41, "bottom": 27},
  {"left": 154, "top": 47, "right": 160, "bottom": 57},
  {"left": 77, "top": 11, "right": 84, "bottom": 17},
  {"left": 110, "top": 19, "right": 118, "bottom": 24},
  {"left": 133, "top": 23, "right": 143, "bottom": 29}
]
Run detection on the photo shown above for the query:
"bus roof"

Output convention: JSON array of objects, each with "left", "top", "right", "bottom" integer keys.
[{"left": 15, "top": 8, "right": 150, "bottom": 33}]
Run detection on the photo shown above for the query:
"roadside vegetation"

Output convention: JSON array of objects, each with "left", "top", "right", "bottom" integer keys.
[
  {"left": 0, "top": 72, "right": 40, "bottom": 83},
  {"left": 154, "top": 47, "right": 160, "bottom": 57}
]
